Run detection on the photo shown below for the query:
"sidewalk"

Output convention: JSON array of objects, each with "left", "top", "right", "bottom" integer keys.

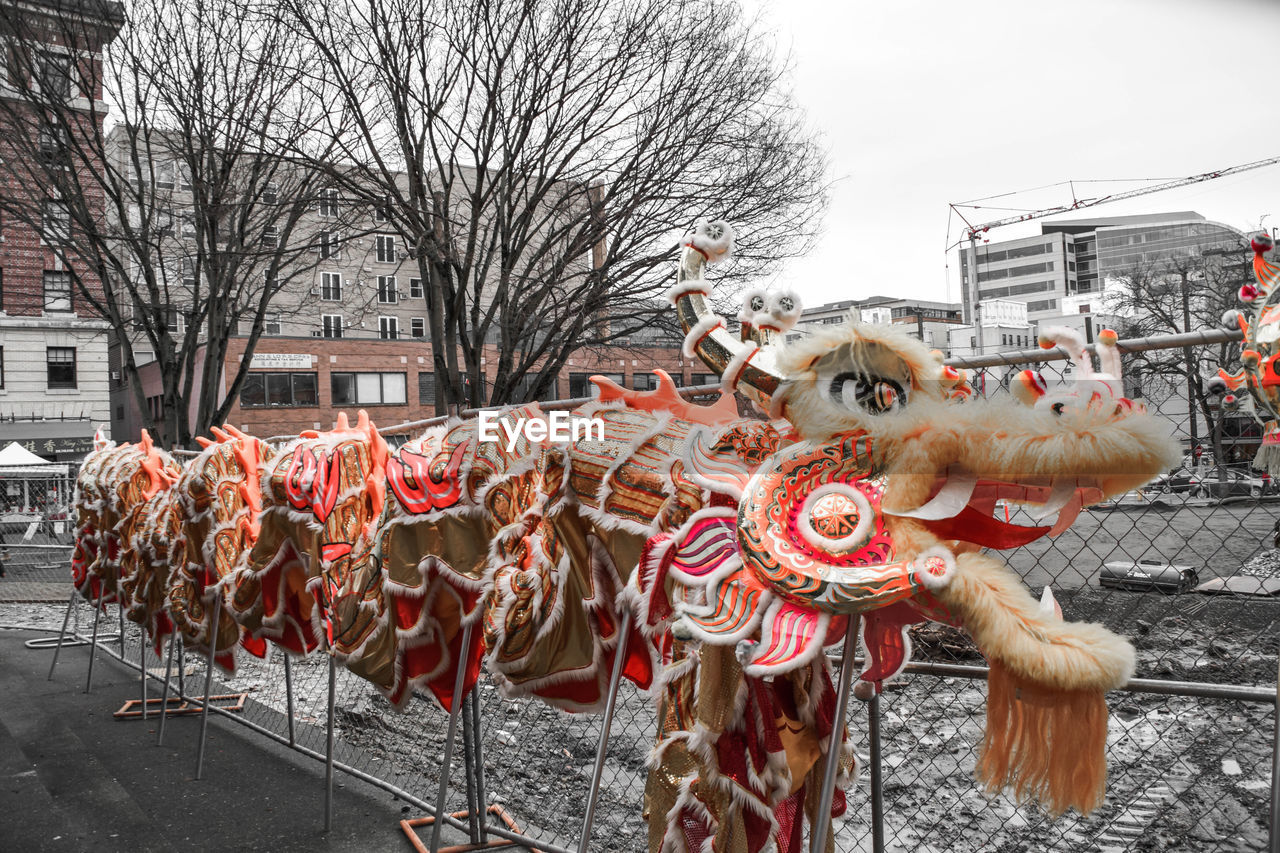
[{"left": 0, "top": 627, "right": 444, "bottom": 852}]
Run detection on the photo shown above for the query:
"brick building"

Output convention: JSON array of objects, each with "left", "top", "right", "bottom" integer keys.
[{"left": 0, "top": 0, "right": 122, "bottom": 460}]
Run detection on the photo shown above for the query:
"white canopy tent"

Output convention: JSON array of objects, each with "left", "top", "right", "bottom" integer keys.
[
  {"left": 0, "top": 442, "right": 70, "bottom": 476},
  {"left": 0, "top": 442, "right": 71, "bottom": 519}
]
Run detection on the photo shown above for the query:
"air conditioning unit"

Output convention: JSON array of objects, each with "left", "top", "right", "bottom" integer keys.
[{"left": 309, "top": 287, "right": 320, "bottom": 296}]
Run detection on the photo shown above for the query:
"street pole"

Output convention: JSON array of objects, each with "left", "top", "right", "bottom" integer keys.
[
  {"left": 1182, "top": 272, "right": 1199, "bottom": 454},
  {"left": 968, "top": 235, "right": 986, "bottom": 356}
]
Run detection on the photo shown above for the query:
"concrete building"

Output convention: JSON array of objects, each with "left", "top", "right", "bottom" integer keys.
[
  {"left": 0, "top": 0, "right": 122, "bottom": 461},
  {"left": 790, "top": 296, "right": 965, "bottom": 354},
  {"left": 958, "top": 211, "right": 1247, "bottom": 342}
]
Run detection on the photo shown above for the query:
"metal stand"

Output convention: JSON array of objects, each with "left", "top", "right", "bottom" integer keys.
[
  {"left": 117, "top": 605, "right": 126, "bottom": 655},
  {"left": 47, "top": 591, "right": 76, "bottom": 680},
  {"left": 577, "top": 610, "right": 633, "bottom": 853},
  {"left": 194, "top": 592, "right": 222, "bottom": 781},
  {"left": 139, "top": 623, "right": 148, "bottom": 721},
  {"left": 325, "top": 653, "right": 337, "bottom": 832},
  {"left": 809, "top": 615, "right": 861, "bottom": 853},
  {"left": 429, "top": 621, "right": 475, "bottom": 851},
  {"left": 157, "top": 634, "right": 177, "bottom": 746},
  {"left": 283, "top": 652, "right": 296, "bottom": 747},
  {"left": 84, "top": 590, "right": 105, "bottom": 694}
]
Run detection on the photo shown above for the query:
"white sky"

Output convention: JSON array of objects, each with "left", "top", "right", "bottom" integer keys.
[{"left": 751, "top": 0, "right": 1280, "bottom": 308}]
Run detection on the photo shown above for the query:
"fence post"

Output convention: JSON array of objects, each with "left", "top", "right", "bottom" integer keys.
[
  {"left": 868, "top": 689, "right": 885, "bottom": 853},
  {"left": 1270, "top": 653, "right": 1280, "bottom": 853}
]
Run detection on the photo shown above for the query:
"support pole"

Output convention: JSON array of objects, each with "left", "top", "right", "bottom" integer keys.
[
  {"left": 460, "top": 691, "right": 481, "bottom": 842},
  {"left": 809, "top": 615, "right": 861, "bottom": 853},
  {"left": 576, "top": 610, "right": 633, "bottom": 853},
  {"left": 1269, "top": 653, "right": 1280, "bottom": 853},
  {"left": 429, "top": 621, "right": 475, "bottom": 852},
  {"left": 283, "top": 651, "right": 296, "bottom": 747},
  {"left": 177, "top": 635, "right": 185, "bottom": 699},
  {"left": 194, "top": 591, "right": 222, "bottom": 781},
  {"left": 868, "top": 690, "right": 885, "bottom": 853},
  {"left": 117, "top": 605, "right": 126, "bottom": 655},
  {"left": 157, "top": 634, "right": 177, "bottom": 746},
  {"left": 324, "top": 653, "right": 337, "bottom": 833},
  {"left": 47, "top": 590, "right": 76, "bottom": 681},
  {"left": 84, "top": 590, "right": 105, "bottom": 694},
  {"left": 139, "top": 623, "right": 148, "bottom": 721},
  {"left": 470, "top": 686, "right": 491, "bottom": 844}
]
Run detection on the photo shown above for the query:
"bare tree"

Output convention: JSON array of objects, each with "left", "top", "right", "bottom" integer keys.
[
  {"left": 0, "top": 0, "right": 350, "bottom": 447},
  {"left": 275, "top": 0, "right": 827, "bottom": 409},
  {"left": 1108, "top": 242, "right": 1251, "bottom": 469}
]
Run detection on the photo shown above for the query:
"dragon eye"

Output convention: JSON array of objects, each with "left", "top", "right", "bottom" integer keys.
[{"left": 830, "top": 372, "right": 905, "bottom": 414}]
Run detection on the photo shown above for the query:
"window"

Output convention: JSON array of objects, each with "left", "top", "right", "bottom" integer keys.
[
  {"left": 318, "top": 230, "right": 340, "bottom": 259},
  {"left": 375, "top": 234, "right": 396, "bottom": 263},
  {"left": 154, "top": 159, "right": 175, "bottom": 190},
  {"left": 409, "top": 277, "right": 423, "bottom": 298},
  {"left": 0, "top": 347, "right": 4, "bottom": 388},
  {"left": 318, "top": 187, "right": 339, "bottom": 217},
  {"left": 239, "top": 372, "right": 318, "bottom": 408},
  {"left": 418, "top": 371, "right": 435, "bottom": 405},
  {"left": 263, "top": 182, "right": 279, "bottom": 204},
  {"left": 1078, "top": 304, "right": 1091, "bottom": 314},
  {"left": 43, "top": 270, "right": 71, "bottom": 312},
  {"left": 569, "top": 373, "right": 595, "bottom": 398},
  {"left": 374, "top": 204, "right": 390, "bottom": 223},
  {"left": 47, "top": 347, "right": 76, "bottom": 389},
  {"left": 263, "top": 312, "right": 281, "bottom": 335},
  {"left": 42, "top": 199, "right": 69, "bottom": 243},
  {"left": 36, "top": 52, "right": 72, "bottom": 99},
  {"left": 410, "top": 317, "right": 425, "bottom": 338},
  {"left": 180, "top": 216, "right": 195, "bottom": 239},
  {"left": 331, "top": 372, "right": 407, "bottom": 406},
  {"left": 321, "top": 314, "right": 343, "bottom": 338},
  {"left": 692, "top": 373, "right": 719, "bottom": 386},
  {"left": 377, "top": 275, "right": 398, "bottom": 304},
  {"left": 38, "top": 123, "right": 69, "bottom": 164},
  {"left": 633, "top": 373, "right": 661, "bottom": 391},
  {"left": 379, "top": 316, "right": 398, "bottom": 339},
  {"left": 320, "top": 272, "right": 342, "bottom": 301},
  {"left": 261, "top": 226, "right": 279, "bottom": 249}
]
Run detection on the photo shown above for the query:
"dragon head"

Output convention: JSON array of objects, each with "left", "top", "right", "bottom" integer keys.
[{"left": 667, "top": 221, "right": 1179, "bottom": 814}]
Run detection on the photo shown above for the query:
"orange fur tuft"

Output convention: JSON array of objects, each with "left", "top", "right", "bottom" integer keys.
[{"left": 977, "top": 659, "right": 1109, "bottom": 816}]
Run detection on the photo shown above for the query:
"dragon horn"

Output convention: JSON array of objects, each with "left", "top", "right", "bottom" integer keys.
[{"left": 666, "top": 220, "right": 788, "bottom": 411}]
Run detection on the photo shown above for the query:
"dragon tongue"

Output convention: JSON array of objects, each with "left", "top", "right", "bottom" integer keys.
[{"left": 919, "top": 505, "right": 1051, "bottom": 549}]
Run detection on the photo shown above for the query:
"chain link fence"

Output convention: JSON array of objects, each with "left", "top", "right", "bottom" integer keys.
[
  {"left": 0, "top": 463, "right": 76, "bottom": 601},
  {"left": 2, "top": 338, "right": 1278, "bottom": 853}
]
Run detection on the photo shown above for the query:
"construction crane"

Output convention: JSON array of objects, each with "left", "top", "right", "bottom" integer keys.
[{"left": 947, "top": 154, "right": 1280, "bottom": 352}]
